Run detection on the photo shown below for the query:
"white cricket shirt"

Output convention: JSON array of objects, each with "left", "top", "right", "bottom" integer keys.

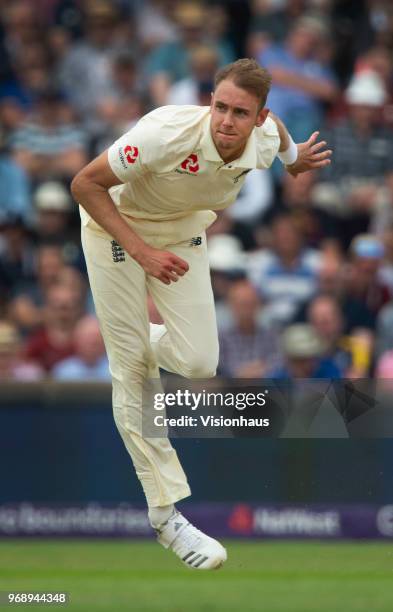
[{"left": 81, "top": 105, "right": 280, "bottom": 240}]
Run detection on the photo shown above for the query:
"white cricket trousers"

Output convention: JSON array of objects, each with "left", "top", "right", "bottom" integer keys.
[{"left": 81, "top": 219, "right": 219, "bottom": 507}]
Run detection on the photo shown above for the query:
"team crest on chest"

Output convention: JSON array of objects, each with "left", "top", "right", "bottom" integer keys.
[{"left": 176, "top": 153, "right": 200, "bottom": 175}]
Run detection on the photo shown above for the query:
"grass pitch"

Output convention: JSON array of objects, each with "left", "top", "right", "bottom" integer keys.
[{"left": 1, "top": 539, "right": 393, "bottom": 611}]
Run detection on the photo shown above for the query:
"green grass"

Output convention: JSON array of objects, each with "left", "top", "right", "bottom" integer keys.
[{"left": 1, "top": 540, "right": 393, "bottom": 611}]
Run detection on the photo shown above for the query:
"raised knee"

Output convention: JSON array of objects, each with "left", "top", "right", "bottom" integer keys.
[{"left": 181, "top": 354, "right": 218, "bottom": 379}]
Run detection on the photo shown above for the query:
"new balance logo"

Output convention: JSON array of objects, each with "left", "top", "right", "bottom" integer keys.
[
  {"left": 111, "top": 240, "right": 125, "bottom": 262},
  {"left": 189, "top": 236, "right": 202, "bottom": 247}
]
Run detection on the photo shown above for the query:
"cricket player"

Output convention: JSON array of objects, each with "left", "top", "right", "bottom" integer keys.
[{"left": 71, "top": 59, "right": 331, "bottom": 570}]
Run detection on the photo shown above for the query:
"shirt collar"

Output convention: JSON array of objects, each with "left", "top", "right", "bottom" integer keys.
[{"left": 200, "top": 113, "right": 258, "bottom": 169}]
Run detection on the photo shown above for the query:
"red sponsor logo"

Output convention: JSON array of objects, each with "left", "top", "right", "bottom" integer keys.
[
  {"left": 181, "top": 153, "right": 199, "bottom": 173},
  {"left": 228, "top": 504, "right": 253, "bottom": 534},
  {"left": 124, "top": 145, "right": 139, "bottom": 164}
]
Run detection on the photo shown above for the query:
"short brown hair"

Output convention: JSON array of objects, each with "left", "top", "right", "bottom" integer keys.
[{"left": 214, "top": 58, "right": 272, "bottom": 109}]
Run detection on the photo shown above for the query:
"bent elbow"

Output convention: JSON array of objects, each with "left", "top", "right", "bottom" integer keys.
[{"left": 70, "top": 172, "right": 85, "bottom": 203}]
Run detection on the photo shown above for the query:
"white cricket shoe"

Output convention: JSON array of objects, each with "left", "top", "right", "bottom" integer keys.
[{"left": 156, "top": 510, "right": 227, "bottom": 570}]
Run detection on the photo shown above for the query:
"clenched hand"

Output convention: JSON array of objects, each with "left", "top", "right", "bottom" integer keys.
[{"left": 135, "top": 244, "right": 189, "bottom": 284}]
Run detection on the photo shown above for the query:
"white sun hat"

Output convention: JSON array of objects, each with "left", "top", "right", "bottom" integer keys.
[
  {"left": 207, "top": 234, "right": 247, "bottom": 273},
  {"left": 35, "top": 182, "right": 72, "bottom": 212},
  {"left": 345, "top": 70, "right": 387, "bottom": 107}
]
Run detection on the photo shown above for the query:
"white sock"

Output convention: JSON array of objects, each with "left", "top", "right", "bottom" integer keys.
[{"left": 148, "top": 504, "right": 175, "bottom": 529}]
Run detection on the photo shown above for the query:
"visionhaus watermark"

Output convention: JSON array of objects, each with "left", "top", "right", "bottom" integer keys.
[
  {"left": 142, "top": 380, "right": 275, "bottom": 437},
  {"left": 141, "top": 378, "right": 393, "bottom": 438}
]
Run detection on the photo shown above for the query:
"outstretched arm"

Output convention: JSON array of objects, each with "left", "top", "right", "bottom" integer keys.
[{"left": 268, "top": 111, "right": 332, "bottom": 176}]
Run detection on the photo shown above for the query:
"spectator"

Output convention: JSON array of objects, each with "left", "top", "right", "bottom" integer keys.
[
  {"left": 145, "top": 1, "right": 234, "bottom": 106},
  {"left": 93, "top": 94, "right": 144, "bottom": 156},
  {"left": 279, "top": 171, "right": 339, "bottom": 249},
  {"left": 167, "top": 45, "right": 219, "bottom": 106},
  {"left": 32, "top": 181, "right": 86, "bottom": 270},
  {"left": 52, "top": 315, "right": 110, "bottom": 381},
  {"left": 376, "top": 350, "right": 393, "bottom": 380},
  {"left": 307, "top": 294, "right": 353, "bottom": 376},
  {"left": 0, "top": 320, "right": 44, "bottom": 381},
  {"left": 249, "top": 0, "right": 309, "bottom": 50},
  {"left": 136, "top": 0, "right": 178, "bottom": 53},
  {"left": 0, "top": 126, "right": 31, "bottom": 226},
  {"left": 258, "top": 15, "right": 338, "bottom": 142},
  {"left": 0, "top": 97, "right": 27, "bottom": 136},
  {"left": 24, "top": 282, "right": 83, "bottom": 372},
  {"left": 375, "top": 298, "right": 393, "bottom": 360},
  {"left": 0, "top": 215, "right": 35, "bottom": 298},
  {"left": 342, "top": 234, "right": 389, "bottom": 333},
  {"left": 57, "top": 0, "right": 128, "bottom": 127},
  {"left": 93, "top": 51, "right": 146, "bottom": 154},
  {"left": 247, "top": 213, "right": 322, "bottom": 326},
  {"left": 351, "top": 0, "right": 393, "bottom": 56},
  {"left": 378, "top": 225, "right": 393, "bottom": 296},
  {"left": 204, "top": 3, "right": 235, "bottom": 71},
  {"left": 34, "top": 181, "right": 73, "bottom": 241},
  {"left": 342, "top": 329, "right": 375, "bottom": 378},
  {"left": 207, "top": 234, "right": 247, "bottom": 329},
  {"left": 96, "top": 50, "right": 144, "bottom": 119},
  {"left": 11, "top": 243, "right": 65, "bottom": 331},
  {"left": 11, "top": 88, "right": 87, "bottom": 182},
  {"left": 1, "top": 1, "right": 43, "bottom": 69},
  {"left": 207, "top": 232, "right": 248, "bottom": 267},
  {"left": 0, "top": 44, "right": 52, "bottom": 114},
  {"left": 354, "top": 46, "right": 393, "bottom": 104},
  {"left": 52, "top": 0, "right": 84, "bottom": 40},
  {"left": 269, "top": 323, "right": 342, "bottom": 379},
  {"left": 317, "top": 252, "right": 346, "bottom": 297},
  {"left": 57, "top": 265, "right": 91, "bottom": 312},
  {"left": 313, "top": 70, "right": 393, "bottom": 248},
  {"left": 218, "top": 278, "right": 281, "bottom": 378},
  {"left": 207, "top": 209, "right": 257, "bottom": 252}
]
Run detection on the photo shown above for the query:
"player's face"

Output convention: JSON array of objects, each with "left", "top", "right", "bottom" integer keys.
[{"left": 210, "top": 79, "right": 269, "bottom": 163}]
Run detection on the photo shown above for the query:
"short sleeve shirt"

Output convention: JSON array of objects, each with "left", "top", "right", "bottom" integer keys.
[{"left": 80, "top": 105, "right": 280, "bottom": 237}]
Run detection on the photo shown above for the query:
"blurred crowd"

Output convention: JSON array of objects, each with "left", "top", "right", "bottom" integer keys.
[{"left": 1, "top": 0, "right": 393, "bottom": 381}]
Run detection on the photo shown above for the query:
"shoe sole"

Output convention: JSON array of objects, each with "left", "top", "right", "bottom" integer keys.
[
  {"left": 211, "top": 546, "right": 227, "bottom": 570},
  {"left": 184, "top": 558, "right": 226, "bottom": 570},
  {"left": 184, "top": 550, "right": 227, "bottom": 570}
]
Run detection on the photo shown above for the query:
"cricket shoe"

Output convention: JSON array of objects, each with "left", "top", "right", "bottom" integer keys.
[{"left": 156, "top": 510, "right": 227, "bottom": 570}]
